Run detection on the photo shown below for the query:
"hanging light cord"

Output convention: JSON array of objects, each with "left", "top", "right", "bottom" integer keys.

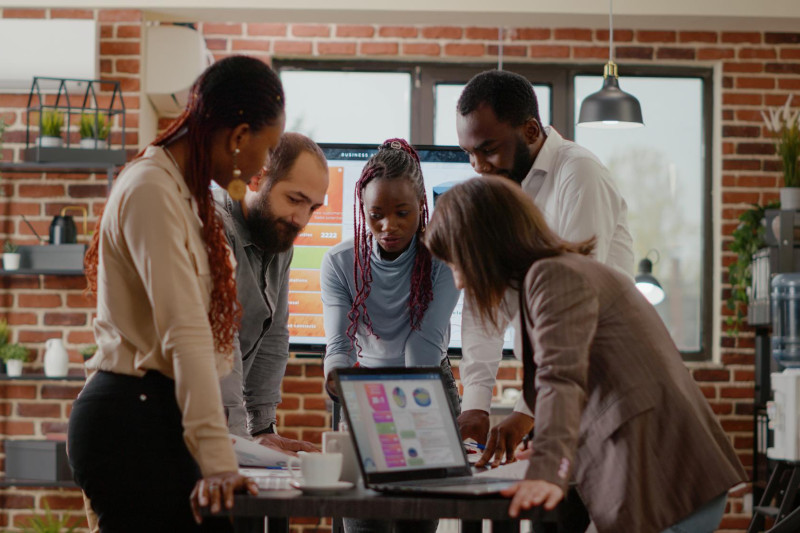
[
  {"left": 497, "top": 27, "right": 504, "bottom": 71},
  {"left": 609, "top": 0, "right": 614, "bottom": 63}
]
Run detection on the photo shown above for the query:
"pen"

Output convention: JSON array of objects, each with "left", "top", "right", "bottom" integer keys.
[{"left": 464, "top": 441, "right": 486, "bottom": 451}]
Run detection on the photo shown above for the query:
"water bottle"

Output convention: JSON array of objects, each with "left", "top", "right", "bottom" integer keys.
[{"left": 771, "top": 273, "right": 800, "bottom": 368}]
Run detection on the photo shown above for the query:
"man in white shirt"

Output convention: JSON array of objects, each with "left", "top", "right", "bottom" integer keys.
[{"left": 455, "top": 69, "right": 634, "bottom": 466}]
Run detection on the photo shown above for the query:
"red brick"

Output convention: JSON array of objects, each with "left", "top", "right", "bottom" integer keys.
[
  {"left": 615, "top": 46, "right": 653, "bottom": 60},
  {"left": 3, "top": 9, "right": 45, "bottom": 18},
  {"left": 0, "top": 277, "right": 38, "bottom": 290},
  {"left": 679, "top": 31, "right": 717, "bottom": 43},
  {"left": 292, "top": 24, "right": 330, "bottom": 38},
  {"left": 512, "top": 28, "right": 550, "bottom": 41},
  {"left": 99, "top": 42, "right": 140, "bottom": 56},
  {"left": 723, "top": 62, "right": 764, "bottom": 73},
  {"left": 444, "top": 43, "right": 485, "bottom": 57},
  {"left": 722, "top": 32, "right": 761, "bottom": 44},
  {"left": 554, "top": 28, "right": 592, "bottom": 41},
  {"left": 708, "top": 402, "right": 733, "bottom": 415},
  {"left": 232, "top": 39, "right": 271, "bottom": 52},
  {"left": 18, "top": 184, "right": 65, "bottom": 198},
  {"left": 0, "top": 94, "right": 32, "bottom": 107},
  {"left": 403, "top": 43, "right": 441, "bottom": 56},
  {"left": 0, "top": 383, "right": 37, "bottom": 399},
  {"left": 44, "top": 313, "right": 87, "bottom": 326},
  {"left": 282, "top": 379, "right": 322, "bottom": 394},
  {"left": 68, "top": 331, "right": 96, "bottom": 344},
  {"left": 301, "top": 429, "right": 324, "bottom": 444},
  {"left": 0, "top": 495, "right": 35, "bottom": 509},
  {"left": 465, "top": 27, "right": 502, "bottom": 40},
  {"left": 43, "top": 275, "right": 90, "bottom": 290},
  {"left": 114, "top": 58, "right": 140, "bottom": 74},
  {"left": 0, "top": 293, "right": 12, "bottom": 306},
  {"left": 304, "top": 397, "right": 328, "bottom": 410},
  {"left": 116, "top": 25, "right": 141, "bottom": 39},
  {"left": 283, "top": 364, "right": 302, "bottom": 377},
  {"left": 698, "top": 385, "right": 717, "bottom": 400},
  {"left": 637, "top": 31, "right": 676, "bottom": 43},
  {"left": 739, "top": 47, "right": 777, "bottom": 60},
  {"left": 765, "top": 32, "right": 800, "bottom": 44},
  {"left": 596, "top": 29, "right": 633, "bottom": 42},
  {"left": 766, "top": 63, "right": 800, "bottom": 75},
  {"left": 720, "top": 387, "right": 754, "bottom": 399},
  {"left": 278, "top": 397, "right": 300, "bottom": 410},
  {"left": 202, "top": 23, "right": 242, "bottom": 35},
  {"left": 530, "top": 45, "right": 570, "bottom": 58},
  {"left": 99, "top": 58, "right": 113, "bottom": 74},
  {"left": 284, "top": 413, "right": 326, "bottom": 427},
  {"left": 360, "top": 42, "right": 399, "bottom": 55},
  {"left": 273, "top": 41, "right": 313, "bottom": 55},
  {"left": 335, "top": 25, "right": 374, "bottom": 38},
  {"left": 41, "top": 495, "right": 85, "bottom": 511},
  {"left": 205, "top": 38, "right": 227, "bottom": 51},
  {"left": 42, "top": 421, "right": 69, "bottom": 434},
  {"left": 379, "top": 26, "right": 418, "bottom": 38},
  {"left": 318, "top": 42, "right": 357, "bottom": 56},
  {"left": 19, "top": 293, "right": 62, "bottom": 308},
  {"left": 721, "top": 419, "right": 752, "bottom": 432},
  {"left": 18, "top": 402, "right": 62, "bottom": 418},
  {"left": 697, "top": 48, "right": 735, "bottom": 60},
  {"left": 4, "top": 202, "right": 40, "bottom": 216},
  {"left": 736, "top": 142, "right": 776, "bottom": 155},
  {"left": 98, "top": 10, "right": 140, "bottom": 22},
  {"left": 487, "top": 44, "right": 526, "bottom": 57},
  {"left": 692, "top": 369, "right": 730, "bottom": 382},
  {"left": 99, "top": 24, "right": 112, "bottom": 38},
  {"left": 0, "top": 403, "right": 11, "bottom": 416},
  {"left": 735, "top": 402, "right": 755, "bottom": 416},
  {"left": 0, "top": 420, "right": 35, "bottom": 435},
  {"left": 722, "top": 93, "right": 762, "bottom": 106},
  {"left": 50, "top": 9, "right": 94, "bottom": 19},
  {"left": 305, "top": 365, "right": 324, "bottom": 378},
  {"left": 779, "top": 78, "right": 800, "bottom": 90},
  {"left": 574, "top": 46, "right": 608, "bottom": 59},
  {"left": 5, "top": 312, "right": 37, "bottom": 325},
  {"left": 18, "top": 330, "right": 62, "bottom": 343},
  {"left": 780, "top": 48, "right": 800, "bottom": 60},
  {"left": 656, "top": 48, "right": 695, "bottom": 60},
  {"left": 66, "top": 293, "right": 96, "bottom": 308},
  {"left": 421, "top": 26, "right": 462, "bottom": 40},
  {"left": 42, "top": 385, "right": 82, "bottom": 400},
  {"left": 247, "top": 23, "right": 286, "bottom": 36}
]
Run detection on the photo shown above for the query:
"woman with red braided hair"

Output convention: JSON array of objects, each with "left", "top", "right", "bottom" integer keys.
[
  {"left": 69, "top": 56, "right": 285, "bottom": 532},
  {"left": 321, "top": 138, "right": 461, "bottom": 533}
]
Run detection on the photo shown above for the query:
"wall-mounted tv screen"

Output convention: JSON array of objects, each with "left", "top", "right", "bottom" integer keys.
[{"left": 287, "top": 144, "right": 515, "bottom": 354}]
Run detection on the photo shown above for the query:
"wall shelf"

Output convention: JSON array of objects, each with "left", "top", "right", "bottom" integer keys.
[{"left": 0, "top": 268, "right": 84, "bottom": 276}]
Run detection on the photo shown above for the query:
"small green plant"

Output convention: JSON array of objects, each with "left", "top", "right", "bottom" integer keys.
[
  {"left": 79, "top": 344, "right": 98, "bottom": 361},
  {"left": 0, "top": 342, "right": 28, "bottom": 362},
  {"left": 0, "top": 318, "right": 9, "bottom": 347},
  {"left": 21, "top": 502, "right": 77, "bottom": 533},
  {"left": 3, "top": 241, "right": 18, "bottom": 253},
  {"left": 40, "top": 109, "right": 64, "bottom": 138},
  {"left": 763, "top": 95, "right": 800, "bottom": 187},
  {"left": 79, "top": 112, "right": 110, "bottom": 140},
  {"left": 726, "top": 201, "right": 780, "bottom": 334}
]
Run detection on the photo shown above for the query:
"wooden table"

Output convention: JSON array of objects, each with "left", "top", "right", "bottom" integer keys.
[{"left": 207, "top": 487, "right": 561, "bottom": 533}]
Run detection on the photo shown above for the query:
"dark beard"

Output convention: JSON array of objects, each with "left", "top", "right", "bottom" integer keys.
[
  {"left": 508, "top": 135, "right": 534, "bottom": 184},
  {"left": 245, "top": 197, "right": 302, "bottom": 254}
]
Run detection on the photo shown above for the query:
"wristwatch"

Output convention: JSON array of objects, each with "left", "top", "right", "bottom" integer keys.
[{"left": 252, "top": 422, "right": 277, "bottom": 437}]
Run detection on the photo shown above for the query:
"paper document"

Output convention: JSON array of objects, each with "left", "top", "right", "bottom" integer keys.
[
  {"left": 231, "top": 434, "right": 292, "bottom": 468},
  {"left": 474, "top": 459, "right": 529, "bottom": 480}
]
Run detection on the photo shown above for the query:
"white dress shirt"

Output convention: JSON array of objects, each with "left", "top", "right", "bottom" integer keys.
[{"left": 460, "top": 127, "right": 634, "bottom": 415}]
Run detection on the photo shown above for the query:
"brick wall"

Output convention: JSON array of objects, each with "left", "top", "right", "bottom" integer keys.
[{"left": 1, "top": 6, "right": 799, "bottom": 532}]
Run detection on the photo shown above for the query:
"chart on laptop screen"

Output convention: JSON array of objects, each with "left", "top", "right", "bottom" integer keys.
[
  {"left": 287, "top": 144, "right": 515, "bottom": 353},
  {"left": 339, "top": 373, "right": 466, "bottom": 473}
]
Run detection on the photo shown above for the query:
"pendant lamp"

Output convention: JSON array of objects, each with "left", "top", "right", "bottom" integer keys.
[
  {"left": 577, "top": 0, "right": 644, "bottom": 129},
  {"left": 635, "top": 250, "right": 665, "bottom": 306}
]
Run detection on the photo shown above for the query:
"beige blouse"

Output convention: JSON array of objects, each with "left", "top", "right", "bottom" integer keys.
[{"left": 86, "top": 146, "right": 238, "bottom": 476}]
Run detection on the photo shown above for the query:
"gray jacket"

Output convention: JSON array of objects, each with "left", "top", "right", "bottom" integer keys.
[{"left": 214, "top": 188, "right": 292, "bottom": 437}]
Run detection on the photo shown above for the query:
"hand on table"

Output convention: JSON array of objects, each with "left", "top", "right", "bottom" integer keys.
[
  {"left": 475, "top": 411, "right": 534, "bottom": 468},
  {"left": 254, "top": 433, "right": 320, "bottom": 456},
  {"left": 190, "top": 471, "right": 258, "bottom": 524},
  {"left": 502, "top": 480, "right": 564, "bottom": 518},
  {"left": 458, "top": 409, "right": 491, "bottom": 444}
]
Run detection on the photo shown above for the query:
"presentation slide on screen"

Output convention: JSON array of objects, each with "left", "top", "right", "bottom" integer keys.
[{"left": 287, "top": 147, "right": 515, "bottom": 351}]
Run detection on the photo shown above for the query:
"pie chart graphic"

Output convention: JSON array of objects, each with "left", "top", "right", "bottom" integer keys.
[
  {"left": 412, "top": 388, "right": 432, "bottom": 407},
  {"left": 392, "top": 387, "right": 407, "bottom": 408}
]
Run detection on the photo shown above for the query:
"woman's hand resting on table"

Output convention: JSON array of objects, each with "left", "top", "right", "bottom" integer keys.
[
  {"left": 502, "top": 479, "right": 564, "bottom": 517},
  {"left": 190, "top": 472, "right": 258, "bottom": 524}
]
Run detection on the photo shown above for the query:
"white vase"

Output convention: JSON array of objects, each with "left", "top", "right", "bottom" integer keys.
[
  {"left": 780, "top": 187, "right": 800, "bottom": 211},
  {"left": 44, "top": 338, "right": 70, "bottom": 377},
  {"left": 5, "top": 359, "right": 23, "bottom": 377},
  {"left": 38, "top": 136, "right": 63, "bottom": 148},
  {"left": 79, "top": 138, "right": 108, "bottom": 149},
  {"left": 2, "top": 253, "right": 20, "bottom": 270}
]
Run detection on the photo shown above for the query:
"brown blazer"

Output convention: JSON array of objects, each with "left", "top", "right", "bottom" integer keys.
[{"left": 516, "top": 253, "right": 746, "bottom": 533}]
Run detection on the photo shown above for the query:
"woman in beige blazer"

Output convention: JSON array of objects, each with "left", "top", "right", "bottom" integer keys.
[{"left": 424, "top": 176, "right": 746, "bottom": 533}]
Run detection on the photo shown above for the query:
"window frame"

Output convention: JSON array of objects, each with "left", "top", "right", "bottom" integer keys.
[{"left": 274, "top": 59, "right": 714, "bottom": 361}]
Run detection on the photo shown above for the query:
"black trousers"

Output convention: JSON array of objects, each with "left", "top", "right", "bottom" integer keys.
[{"left": 68, "top": 370, "right": 233, "bottom": 533}]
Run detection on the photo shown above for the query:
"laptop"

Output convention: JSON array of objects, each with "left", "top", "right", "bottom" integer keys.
[{"left": 335, "top": 367, "right": 517, "bottom": 496}]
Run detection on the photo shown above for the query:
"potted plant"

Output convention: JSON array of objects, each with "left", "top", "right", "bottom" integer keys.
[
  {"left": 79, "top": 112, "right": 110, "bottom": 149},
  {"left": 21, "top": 502, "right": 77, "bottom": 533},
  {"left": 79, "top": 344, "right": 98, "bottom": 362},
  {"left": 763, "top": 95, "right": 800, "bottom": 209},
  {"left": 1, "top": 342, "right": 29, "bottom": 377},
  {"left": 38, "top": 109, "right": 64, "bottom": 148},
  {"left": 3, "top": 241, "right": 21, "bottom": 270}
]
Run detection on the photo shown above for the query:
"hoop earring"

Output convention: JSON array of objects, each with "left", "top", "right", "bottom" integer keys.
[{"left": 227, "top": 147, "right": 246, "bottom": 201}]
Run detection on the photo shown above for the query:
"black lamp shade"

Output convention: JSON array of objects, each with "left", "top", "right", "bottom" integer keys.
[
  {"left": 635, "top": 258, "right": 664, "bottom": 305},
  {"left": 578, "top": 76, "right": 644, "bottom": 129}
]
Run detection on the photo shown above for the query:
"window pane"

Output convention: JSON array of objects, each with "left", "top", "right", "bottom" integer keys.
[
  {"left": 280, "top": 71, "right": 411, "bottom": 144},
  {"left": 434, "top": 83, "right": 551, "bottom": 146},
  {"left": 575, "top": 76, "right": 705, "bottom": 352}
]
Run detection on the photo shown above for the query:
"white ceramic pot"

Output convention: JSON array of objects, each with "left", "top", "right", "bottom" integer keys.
[
  {"left": 2, "top": 253, "right": 20, "bottom": 271},
  {"left": 780, "top": 187, "right": 800, "bottom": 211},
  {"left": 38, "top": 136, "right": 63, "bottom": 148},
  {"left": 5, "top": 359, "right": 23, "bottom": 377},
  {"left": 44, "top": 338, "right": 70, "bottom": 377},
  {"left": 79, "top": 138, "right": 108, "bottom": 149}
]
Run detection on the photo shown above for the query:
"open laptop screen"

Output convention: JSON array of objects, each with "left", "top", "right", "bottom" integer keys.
[{"left": 337, "top": 369, "right": 467, "bottom": 475}]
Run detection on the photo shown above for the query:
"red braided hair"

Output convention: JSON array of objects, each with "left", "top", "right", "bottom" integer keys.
[
  {"left": 85, "top": 56, "right": 285, "bottom": 355},
  {"left": 347, "top": 138, "right": 434, "bottom": 356}
]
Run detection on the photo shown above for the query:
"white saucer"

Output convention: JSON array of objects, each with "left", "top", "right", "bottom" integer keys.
[{"left": 289, "top": 479, "right": 354, "bottom": 494}]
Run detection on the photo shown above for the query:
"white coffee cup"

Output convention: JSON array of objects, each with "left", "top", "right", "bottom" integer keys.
[
  {"left": 323, "top": 431, "right": 362, "bottom": 486},
  {"left": 288, "top": 451, "right": 343, "bottom": 486}
]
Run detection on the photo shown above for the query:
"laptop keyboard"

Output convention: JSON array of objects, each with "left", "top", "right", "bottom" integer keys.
[{"left": 378, "top": 476, "right": 502, "bottom": 488}]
